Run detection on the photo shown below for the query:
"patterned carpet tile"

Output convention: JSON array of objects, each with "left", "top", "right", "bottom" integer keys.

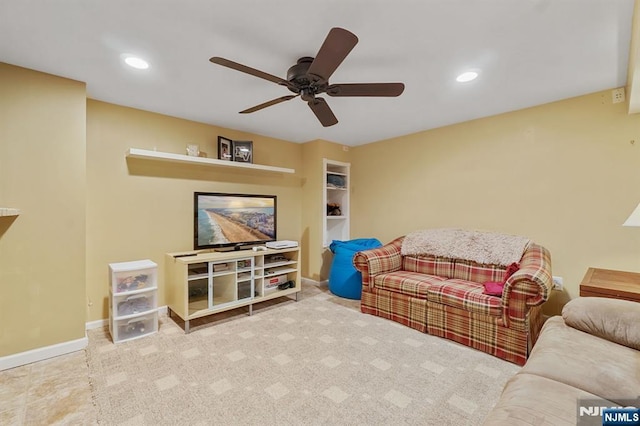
[{"left": 87, "top": 284, "right": 520, "bottom": 425}]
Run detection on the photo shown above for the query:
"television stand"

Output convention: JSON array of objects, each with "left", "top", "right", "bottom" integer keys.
[
  {"left": 213, "top": 243, "right": 263, "bottom": 252},
  {"left": 165, "top": 246, "right": 301, "bottom": 333}
]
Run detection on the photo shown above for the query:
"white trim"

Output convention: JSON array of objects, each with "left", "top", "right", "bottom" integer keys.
[
  {"left": 0, "top": 336, "right": 88, "bottom": 371},
  {"left": 302, "top": 277, "right": 328, "bottom": 288},
  {"left": 1, "top": 306, "right": 172, "bottom": 371},
  {"left": 85, "top": 318, "right": 108, "bottom": 330}
]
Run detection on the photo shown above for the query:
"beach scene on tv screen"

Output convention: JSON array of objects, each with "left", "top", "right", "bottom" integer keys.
[{"left": 197, "top": 195, "right": 275, "bottom": 246}]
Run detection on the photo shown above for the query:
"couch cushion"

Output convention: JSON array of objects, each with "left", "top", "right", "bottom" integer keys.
[
  {"left": 427, "top": 279, "right": 502, "bottom": 317},
  {"left": 452, "top": 258, "right": 506, "bottom": 284},
  {"left": 403, "top": 255, "right": 455, "bottom": 278},
  {"left": 521, "top": 316, "right": 640, "bottom": 405},
  {"left": 562, "top": 297, "right": 640, "bottom": 350},
  {"left": 373, "top": 271, "right": 443, "bottom": 298},
  {"left": 481, "top": 373, "right": 612, "bottom": 426}
]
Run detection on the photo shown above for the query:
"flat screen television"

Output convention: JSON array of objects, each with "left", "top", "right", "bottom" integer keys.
[{"left": 194, "top": 192, "right": 277, "bottom": 251}]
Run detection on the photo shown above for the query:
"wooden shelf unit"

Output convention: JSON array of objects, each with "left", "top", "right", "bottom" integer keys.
[
  {"left": 165, "top": 246, "right": 301, "bottom": 333},
  {"left": 126, "top": 148, "right": 295, "bottom": 174}
]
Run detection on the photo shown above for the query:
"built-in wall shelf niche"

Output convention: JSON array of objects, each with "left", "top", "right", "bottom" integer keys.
[
  {"left": 0, "top": 208, "right": 20, "bottom": 217},
  {"left": 126, "top": 148, "right": 295, "bottom": 174},
  {"left": 323, "top": 158, "right": 350, "bottom": 247}
]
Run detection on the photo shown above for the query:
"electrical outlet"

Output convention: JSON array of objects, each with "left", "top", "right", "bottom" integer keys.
[
  {"left": 612, "top": 88, "right": 625, "bottom": 104},
  {"left": 552, "top": 276, "right": 564, "bottom": 290}
]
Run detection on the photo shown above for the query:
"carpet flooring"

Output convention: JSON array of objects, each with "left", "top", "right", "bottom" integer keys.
[{"left": 86, "top": 283, "right": 520, "bottom": 425}]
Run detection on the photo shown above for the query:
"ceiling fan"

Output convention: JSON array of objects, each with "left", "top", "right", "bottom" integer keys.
[{"left": 209, "top": 27, "right": 405, "bottom": 127}]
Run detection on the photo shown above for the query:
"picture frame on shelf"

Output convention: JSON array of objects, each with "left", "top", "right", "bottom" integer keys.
[
  {"left": 233, "top": 141, "right": 253, "bottom": 163},
  {"left": 217, "top": 136, "right": 233, "bottom": 161}
]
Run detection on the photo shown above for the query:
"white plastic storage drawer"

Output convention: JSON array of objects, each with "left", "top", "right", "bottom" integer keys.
[
  {"left": 111, "top": 311, "right": 158, "bottom": 343},
  {"left": 110, "top": 259, "right": 157, "bottom": 294},
  {"left": 112, "top": 290, "right": 157, "bottom": 318}
]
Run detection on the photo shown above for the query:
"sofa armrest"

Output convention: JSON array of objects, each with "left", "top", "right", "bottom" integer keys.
[
  {"left": 353, "top": 237, "right": 404, "bottom": 289},
  {"left": 501, "top": 243, "right": 553, "bottom": 326}
]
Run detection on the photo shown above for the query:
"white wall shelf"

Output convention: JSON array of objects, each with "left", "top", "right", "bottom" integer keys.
[
  {"left": 126, "top": 148, "right": 295, "bottom": 174},
  {"left": 0, "top": 208, "right": 20, "bottom": 217}
]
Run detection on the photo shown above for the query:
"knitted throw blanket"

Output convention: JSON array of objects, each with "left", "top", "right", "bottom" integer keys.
[{"left": 401, "top": 228, "right": 531, "bottom": 266}]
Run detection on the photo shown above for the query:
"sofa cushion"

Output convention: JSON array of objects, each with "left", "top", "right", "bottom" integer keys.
[
  {"left": 562, "top": 297, "right": 640, "bottom": 350},
  {"left": 481, "top": 372, "right": 612, "bottom": 426},
  {"left": 521, "top": 316, "right": 640, "bottom": 405},
  {"left": 452, "top": 258, "right": 506, "bottom": 284},
  {"left": 373, "top": 271, "right": 443, "bottom": 298},
  {"left": 427, "top": 279, "right": 502, "bottom": 317},
  {"left": 403, "top": 255, "right": 455, "bottom": 278}
]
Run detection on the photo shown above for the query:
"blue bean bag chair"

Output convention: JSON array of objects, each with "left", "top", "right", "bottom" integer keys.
[{"left": 329, "top": 238, "right": 382, "bottom": 299}]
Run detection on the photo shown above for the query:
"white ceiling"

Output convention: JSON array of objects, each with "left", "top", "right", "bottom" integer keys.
[{"left": 0, "top": 0, "right": 635, "bottom": 146}]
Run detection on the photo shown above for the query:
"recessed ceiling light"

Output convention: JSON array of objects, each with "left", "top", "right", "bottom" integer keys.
[
  {"left": 124, "top": 56, "right": 149, "bottom": 70},
  {"left": 456, "top": 71, "right": 478, "bottom": 83}
]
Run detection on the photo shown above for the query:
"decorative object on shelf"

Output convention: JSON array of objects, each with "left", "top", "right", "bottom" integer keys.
[
  {"left": 327, "top": 174, "right": 346, "bottom": 188},
  {"left": 233, "top": 140, "right": 253, "bottom": 163},
  {"left": 217, "top": 136, "right": 233, "bottom": 161},
  {"left": 327, "top": 203, "right": 342, "bottom": 216},
  {"left": 186, "top": 144, "right": 200, "bottom": 157}
]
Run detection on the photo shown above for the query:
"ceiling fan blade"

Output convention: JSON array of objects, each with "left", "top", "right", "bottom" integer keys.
[
  {"left": 210, "top": 57, "right": 294, "bottom": 89},
  {"left": 326, "top": 83, "right": 405, "bottom": 97},
  {"left": 307, "top": 28, "right": 358, "bottom": 82},
  {"left": 239, "top": 95, "right": 298, "bottom": 114},
  {"left": 308, "top": 97, "right": 338, "bottom": 127}
]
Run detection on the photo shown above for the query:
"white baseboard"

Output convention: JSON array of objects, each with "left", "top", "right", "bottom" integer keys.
[
  {"left": 302, "top": 277, "right": 328, "bottom": 287},
  {"left": 0, "top": 336, "right": 88, "bottom": 371},
  {"left": 85, "top": 318, "right": 108, "bottom": 330},
  {"left": 1, "top": 306, "right": 172, "bottom": 371}
]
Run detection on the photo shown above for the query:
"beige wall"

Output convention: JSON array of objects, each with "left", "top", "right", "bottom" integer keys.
[
  {"left": 351, "top": 90, "right": 640, "bottom": 314},
  {"left": 0, "top": 63, "right": 87, "bottom": 356},
  {"left": 4, "top": 59, "right": 640, "bottom": 357},
  {"left": 86, "top": 100, "right": 303, "bottom": 321},
  {"left": 300, "top": 140, "right": 352, "bottom": 281}
]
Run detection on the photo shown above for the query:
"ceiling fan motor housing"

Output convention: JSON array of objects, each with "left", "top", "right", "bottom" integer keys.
[{"left": 287, "top": 57, "right": 327, "bottom": 99}]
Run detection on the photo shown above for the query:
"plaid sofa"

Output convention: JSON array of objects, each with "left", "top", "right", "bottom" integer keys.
[{"left": 353, "top": 236, "right": 553, "bottom": 365}]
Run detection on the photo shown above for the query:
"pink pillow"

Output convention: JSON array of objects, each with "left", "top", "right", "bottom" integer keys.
[
  {"left": 483, "top": 281, "right": 504, "bottom": 296},
  {"left": 483, "top": 262, "right": 519, "bottom": 297}
]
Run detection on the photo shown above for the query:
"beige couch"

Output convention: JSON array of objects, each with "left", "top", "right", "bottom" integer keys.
[{"left": 483, "top": 297, "right": 640, "bottom": 425}]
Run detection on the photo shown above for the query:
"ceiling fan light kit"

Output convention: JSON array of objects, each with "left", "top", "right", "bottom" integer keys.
[{"left": 209, "top": 27, "right": 405, "bottom": 127}]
